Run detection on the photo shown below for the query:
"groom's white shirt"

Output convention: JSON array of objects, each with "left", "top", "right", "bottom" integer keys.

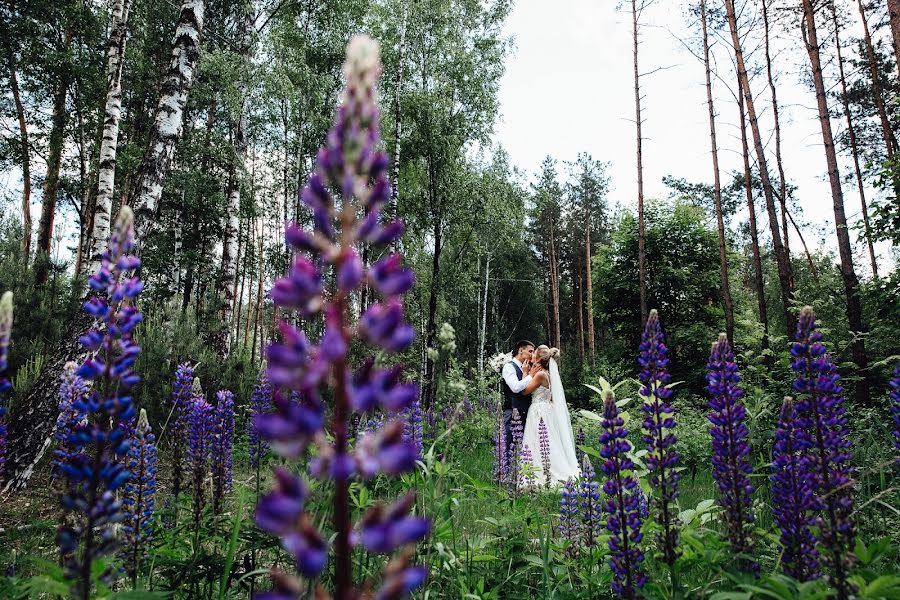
[{"left": 502, "top": 358, "right": 532, "bottom": 394}]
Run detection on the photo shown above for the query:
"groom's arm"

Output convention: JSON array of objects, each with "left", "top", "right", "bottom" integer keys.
[{"left": 501, "top": 363, "right": 531, "bottom": 393}]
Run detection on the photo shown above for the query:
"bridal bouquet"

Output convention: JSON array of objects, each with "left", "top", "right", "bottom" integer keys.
[{"left": 488, "top": 351, "right": 512, "bottom": 373}]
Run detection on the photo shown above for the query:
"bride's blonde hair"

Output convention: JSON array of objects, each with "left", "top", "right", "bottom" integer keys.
[{"left": 535, "top": 345, "right": 561, "bottom": 368}]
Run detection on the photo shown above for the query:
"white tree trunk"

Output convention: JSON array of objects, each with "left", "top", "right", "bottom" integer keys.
[
  {"left": 132, "top": 0, "right": 205, "bottom": 245},
  {"left": 390, "top": 0, "right": 409, "bottom": 209},
  {"left": 478, "top": 253, "right": 490, "bottom": 394},
  {"left": 87, "top": 0, "right": 132, "bottom": 278}
]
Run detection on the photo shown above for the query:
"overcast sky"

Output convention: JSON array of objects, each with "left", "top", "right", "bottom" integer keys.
[{"left": 492, "top": 0, "right": 895, "bottom": 275}]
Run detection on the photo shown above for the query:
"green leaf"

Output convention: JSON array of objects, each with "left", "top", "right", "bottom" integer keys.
[
  {"left": 578, "top": 409, "right": 603, "bottom": 421},
  {"left": 219, "top": 496, "right": 244, "bottom": 600},
  {"left": 578, "top": 445, "right": 600, "bottom": 458},
  {"left": 583, "top": 384, "right": 605, "bottom": 397}
]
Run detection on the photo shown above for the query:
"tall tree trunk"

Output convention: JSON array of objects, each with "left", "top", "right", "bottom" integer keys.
[
  {"left": 761, "top": 0, "right": 792, "bottom": 286},
  {"left": 423, "top": 157, "right": 441, "bottom": 407},
  {"left": 218, "top": 6, "right": 252, "bottom": 355},
  {"left": 5, "top": 45, "right": 31, "bottom": 262},
  {"left": 584, "top": 209, "right": 595, "bottom": 360},
  {"left": 888, "top": 0, "right": 900, "bottom": 81},
  {"left": 35, "top": 27, "right": 74, "bottom": 287},
  {"left": 701, "top": 0, "right": 734, "bottom": 345},
  {"left": 631, "top": 0, "right": 648, "bottom": 324},
  {"left": 801, "top": 0, "right": 870, "bottom": 409},
  {"left": 549, "top": 212, "right": 561, "bottom": 350},
  {"left": 131, "top": 0, "right": 205, "bottom": 244},
  {"left": 86, "top": 0, "right": 132, "bottom": 278},
  {"left": 739, "top": 76, "right": 770, "bottom": 358},
  {"left": 833, "top": 3, "right": 878, "bottom": 279},
  {"left": 725, "top": 0, "right": 795, "bottom": 338},
  {"left": 478, "top": 253, "right": 490, "bottom": 393},
  {"left": 390, "top": 0, "right": 408, "bottom": 216},
  {"left": 576, "top": 258, "right": 585, "bottom": 362}
]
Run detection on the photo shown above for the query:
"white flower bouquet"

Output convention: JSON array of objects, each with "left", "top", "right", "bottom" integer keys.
[{"left": 487, "top": 351, "right": 512, "bottom": 373}]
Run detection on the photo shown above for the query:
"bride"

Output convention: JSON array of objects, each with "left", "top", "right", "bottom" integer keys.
[{"left": 520, "top": 345, "right": 580, "bottom": 485}]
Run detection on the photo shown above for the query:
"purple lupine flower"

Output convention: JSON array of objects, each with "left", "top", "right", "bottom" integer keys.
[
  {"left": 599, "top": 391, "right": 646, "bottom": 599},
  {"left": 638, "top": 309, "right": 680, "bottom": 567},
  {"left": 706, "top": 333, "right": 755, "bottom": 564},
  {"left": 559, "top": 477, "right": 580, "bottom": 556},
  {"left": 890, "top": 362, "right": 900, "bottom": 463},
  {"left": 188, "top": 398, "right": 215, "bottom": 530},
  {"left": 575, "top": 427, "right": 586, "bottom": 465},
  {"left": 771, "top": 397, "right": 820, "bottom": 581},
  {"left": 0, "top": 292, "right": 10, "bottom": 483},
  {"left": 579, "top": 455, "right": 602, "bottom": 547},
  {"left": 169, "top": 362, "right": 194, "bottom": 500},
  {"left": 255, "top": 36, "right": 427, "bottom": 599},
  {"left": 791, "top": 307, "right": 855, "bottom": 597},
  {"left": 58, "top": 207, "right": 142, "bottom": 599},
  {"left": 122, "top": 409, "right": 157, "bottom": 584},
  {"left": 519, "top": 444, "right": 536, "bottom": 491},
  {"left": 463, "top": 394, "right": 473, "bottom": 416},
  {"left": 509, "top": 408, "right": 524, "bottom": 493},
  {"left": 539, "top": 417, "right": 551, "bottom": 489},
  {"left": 249, "top": 370, "right": 273, "bottom": 470},
  {"left": 493, "top": 407, "right": 508, "bottom": 486},
  {"left": 52, "top": 363, "right": 88, "bottom": 482},
  {"left": 424, "top": 405, "right": 436, "bottom": 441},
  {"left": 403, "top": 397, "right": 423, "bottom": 460},
  {"left": 212, "top": 390, "right": 235, "bottom": 514}
]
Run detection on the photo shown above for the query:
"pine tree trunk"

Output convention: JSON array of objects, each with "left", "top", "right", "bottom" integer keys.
[
  {"left": 801, "top": 0, "right": 870, "bottom": 409},
  {"left": 833, "top": 3, "right": 878, "bottom": 279},
  {"left": 6, "top": 46, "right": 32, "bottom": 262},
  {"left": 549, "top": 212, "right": 561, "bottom": 350},
  {"left": 584, "top": 209, "right": 595, "bottom": 360},
  {"left": 701, "top": 0, "right": 734, "bottom": 345},
  {"left": 131, "top": 0, "right": 205, "bottom": 244},
  {"left": 34, "top": 27, "right": 73, "bottom": 287},
  {"left": 632, "top": 0, "right": 648, "bottom": 324},
  {"left": 738, "top": 76, "right": 770, "bottom": 358},
  {"left": 761, "top": 0, "right": 792, "bottom": 286},
  {"left": 86, "top": 0, "right": 132, "bottom": 278},
  {"left": 725, "top": 0, "right": 795, "bottom": 338},
  {"left": 888, "top": 0, "right": 900, "bottom": 82},
  {"left": 576, "top": 260, "right": 585, "bottom": 362}
]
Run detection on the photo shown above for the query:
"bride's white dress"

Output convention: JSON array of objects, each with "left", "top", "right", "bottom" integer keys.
[{"left": 521, "top": 359, "right": 581, "bottom": 486}]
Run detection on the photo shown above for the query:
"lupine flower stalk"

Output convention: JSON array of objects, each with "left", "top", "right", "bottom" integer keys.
[
  {"left": 58, "top": 207, "right": 142, "bottom": 599},
  {"left": 559, "top": 478, "right": 580, "bottom": 556},
  {"left": 404, "top": 397, "right": 423, "bottom": 460},
  {"left": 169, "top": 362, "right": 194, "bottom": 500},
  {"left": 249, "top": 370, "right": 273, "bottom": 470},
  {"left": 599, "top": 391, "right": 646, "bottom": 598},
  {"left": 212, "top": 390, "right": 235, "bottom": 514},
  {"left": 509, "top": 408, "right": 524, "bottom": 493},
  {"left": 52, "top": 363, "right": 89, "bottom": 481},
  {"left": 519, "top": 444, "right": 536, "bottom": 491},
  {"left": 122, "top": 409, "right": 157, "bottom": 584},
  {"left": 638, "top": 309, "right": 680, "bottom": 567},
  {"left": 791, "top": 307, "right": 855, "bottom": 598},
  {"left": 579, "top": 455, "right": 601, "bottom": 547},
  {"left": 0, "top": 291, "right": 11, "bottom": 484},
  {"left": 254, "top": 36, "right": 428, "bottom": 599},
  {"left": 538, "top": 417, "right": 551, "bottom": 488},
  {"left": 575, "top": 427, "right": 586, "bottom": 465},
  {"left": 890, "top": 362, "right": 900, "bottom": 463},
  {"left": 188, "top": 398, "right": 214, "bottom": 530},
  {"left": 771, "top": 397, "right": 820, "bottom": 581},
  {"left": 706, "top": 333, "right": 755, "bottom": 563}
]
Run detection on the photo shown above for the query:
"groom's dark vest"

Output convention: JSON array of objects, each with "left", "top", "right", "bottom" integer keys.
[{"left": 501, "top": 361, "right": 532, "bottom": 417}]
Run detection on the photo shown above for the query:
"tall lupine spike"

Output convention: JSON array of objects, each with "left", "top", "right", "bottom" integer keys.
[
  {"left": 0, "top": 291, "right": 11, "bottom": 483},
  {"left": 539, "top": 417, "right": 551, "bottom": 489},
  {"left": 212, "top": 390, "right": 235, "bottom": 514},
  {"left": 890, "top": 362, "right": 900, "bottom": 464},
  {"left": 575, "top": 427, "right": 586, "bottom": 466},
  {"left": 599, "top": 390, "right": 646, "bottom": 599},
  {"left": 169, "top": 363, "right": 194, "bottom": 500},
  {"left": 493, "top": 406, "right": 508, "bottom": 486},
  {"left": 559, "top": 478, "right": 580, "bottom": 556},
  {"left": 579, "top": 455, "right": 601, "bottom": 547},
  {"left": 403, "top": 397, "right": 423, "bottom": 461},
  {"left": 509, "top": 408, "right": 524, "bottom": 493},
  {"left": 771, "top": 397, "right": 820, "bottom": 581},
  {"left": 638, "top": 309, "right": 680, "bottom": 567},
  {"left": 255, "top": 36, "right": 428, "bottom": 599},
  {"left": 58, "top": 206, "right": 143, "bottom": 599},
  {"left": 791, "top": 307, "right": 856, "bottom": 598},
  {"left": 519, "top": 444, "right": 536, "bottom": 491},
  {"left": 52, "top": 363, "right": 89, "bottom": 482},
  {"left": 188, "top": 398, "right": 215, "bottom": 530},
  {"left": 705, "top": 334, "right": 756, "bottom": 566},
  {"left": 122, "top": 409, "right": 157, "bottom": 584},
  {"left": 249, "top": 370, "right": 273, "bottom": 470}
]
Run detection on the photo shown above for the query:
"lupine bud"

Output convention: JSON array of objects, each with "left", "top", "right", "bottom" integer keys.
[
  {"left": 122, "top": 409, "right": 157, "bottom": 582},
  {"left": 706, "top": 334, "right": 755, "bottom": 566},
  {"left": 599, "top": 392, "right": 646, "bottom": 598},
  {"left": 791, "top": 307, "right": 855, "bottom": 597},
  {"left": 638, "top": 309, "right": 680, "bottom": 567}
]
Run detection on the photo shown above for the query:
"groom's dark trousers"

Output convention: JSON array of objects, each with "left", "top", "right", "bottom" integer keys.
[{"left": 501, "top": 361, "right": 531, "bottom": 460}]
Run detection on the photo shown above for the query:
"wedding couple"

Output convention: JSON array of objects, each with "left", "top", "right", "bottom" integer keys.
[{"left": 501, "top": 340, "right": 580, "bottom": 485}]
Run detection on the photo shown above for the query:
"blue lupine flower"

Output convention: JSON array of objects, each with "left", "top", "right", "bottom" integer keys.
[
  {"left": 188, "top": 398, "right": 215, "bottom": 529},
  {"left": 539, "top": 417, "right": 551, "bottom": 489},
  {"left": 249, "top": 370, "right": 273, "bottom": 470},
  {"left": 122, "top": 409, "right": 157, "bottom": 582},
  {"left": 559, "top": 477, "right": 580, "bottom": 555},
  {"left": 579, "top": 455, "right": 601, "bottom": 546},
  {"left": 52, "top": 363, "right": 88, "bottom": 482},
  {"left": 212, "top": 390, "right": 235, "bottom": 514},
  {"left": 890, "top": 362, "right": 900, "bottom": 464},
  {"left": 170, "top": 362, "right": 194, "bottom": 499}
]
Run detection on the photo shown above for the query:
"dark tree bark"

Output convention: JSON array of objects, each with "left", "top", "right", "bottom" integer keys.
[
  {"left": 725, "top": 0, "right": 796, "bottom": 338},
  {"left": 700, "top": 0, "right": 734, "bottom": 345},
  {"left": 888, "top": 0, "right": 900, "bottom": 81},
  {"left": 801, "top": 0, "right": 870, "bottom": 408},
  {"left": 4, "top": 43, "right": 32, "bottom": 262},
  {"left": 584, "top": 208, "right": 595, "bottom": 359}
]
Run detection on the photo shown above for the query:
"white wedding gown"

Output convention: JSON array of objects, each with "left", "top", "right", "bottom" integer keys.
[{"left": 520, "top": 359, "right": 581, "bottom": 486}]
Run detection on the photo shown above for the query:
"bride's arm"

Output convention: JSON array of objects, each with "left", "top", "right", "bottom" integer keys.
[{"left": 522, "top": 370, "right": 548, "bottom": 395}]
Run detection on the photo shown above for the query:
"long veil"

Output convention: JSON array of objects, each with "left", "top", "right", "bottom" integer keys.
[{"left": 549, "top": 358, "right": 580, "bottom": 473}]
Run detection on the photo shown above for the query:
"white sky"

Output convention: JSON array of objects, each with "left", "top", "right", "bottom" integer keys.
[{"left": 493, "top": 0, "right": 896, "bottom": 275}]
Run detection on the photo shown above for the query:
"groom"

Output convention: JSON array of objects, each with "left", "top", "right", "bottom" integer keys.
[{"left": 501, "top": 340, "right": 536, "bottom": 458}]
